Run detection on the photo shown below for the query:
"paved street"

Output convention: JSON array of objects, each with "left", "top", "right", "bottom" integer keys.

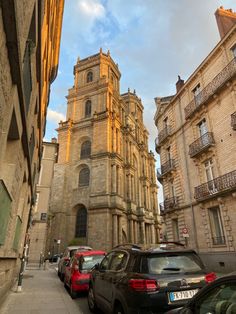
[{"left": 0, "top": 265, "right": 91, "bottom": 314}]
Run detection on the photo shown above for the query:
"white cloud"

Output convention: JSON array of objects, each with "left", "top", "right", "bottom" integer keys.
[
  {"left": 78, "top": 0, "right": 105, "bottom": 18},
  {"left": 47, "top": 109, "right": 65, "bottom": 123}
]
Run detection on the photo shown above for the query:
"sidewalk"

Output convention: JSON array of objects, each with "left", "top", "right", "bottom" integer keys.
[{"left": 0, "top": 266, "right": 82, "bottom": 314}]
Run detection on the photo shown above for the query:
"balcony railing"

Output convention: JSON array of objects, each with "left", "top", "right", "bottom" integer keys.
[
  {"left": 158, "top": 125, "right": 172, "bottom": 145},
  {"left": 189, "top": 132, "right": 215, "bottom": 158},
  {"left": 185, "top": 57, "right": 236, "bottom": 119},
  {"left": 231, "top": 112, "right": 236, "bottom": 130},
  {"left": 160, "top": 196, "right": 178, "bottom": 214},
  {"left": 212, "top": 236, "right": 226, "bottom": 246},
  {"left": 194, "top": 170, "right": 236, "bottom": 201},
  {"left": 156, "top": 168, "right": 163, "bottom": 184},
  {"left": 161, "top": 159, "right": 175, "bottom": 175},
  {"left": 155, "top": 137, "right": 160, "bottom": 153}
]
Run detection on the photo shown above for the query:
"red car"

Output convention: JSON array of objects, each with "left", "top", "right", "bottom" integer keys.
[{"left": 64, "top": 250, "right": 106, "bottom": 298}]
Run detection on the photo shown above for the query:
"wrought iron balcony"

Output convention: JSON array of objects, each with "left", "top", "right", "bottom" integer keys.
[
  {"left": 161, "top": 159, "right": 175, "bottom": 176},
  {"left": 212, "top": 236, "right": 226, "bottom": 246},
  {"left": 158, "top": 125, "right": 172, "bottom": 145},
  {"left": 189, "top": 132, "right": 215, "bottom": 158},
  {"left": 160, "top": 196, "right": 178, "bottom": 214},
  {"left": 231, "top": 112, "right": 236, "bottom": 130},
  {"left": 155, "top": 137, "right": 160, "bottom": 153},
  {"left": 194, "top": 170, "right": 236, "bottom": 201},
  {"left": 185, "top": 57, "right": 236, "bottom": 119},
  {"left": 156, "top": 168, "right": 163, "bottom": 184}
]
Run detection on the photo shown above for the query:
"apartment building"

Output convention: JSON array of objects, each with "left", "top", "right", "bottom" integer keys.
[
  {"left": 154, "top": 7, "right": 236, "bottom": 272},
  {"left": 0, "top": 0, "right": 64, "bottom": 299}
]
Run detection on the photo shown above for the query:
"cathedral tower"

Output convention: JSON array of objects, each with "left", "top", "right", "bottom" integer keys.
[{"left": 48, "top": 50, "right": 159, "bottom": 251}]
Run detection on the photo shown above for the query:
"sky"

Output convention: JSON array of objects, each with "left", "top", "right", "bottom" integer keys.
[{"left": 45, "top": 0, "right": 236, "bottom": 201}]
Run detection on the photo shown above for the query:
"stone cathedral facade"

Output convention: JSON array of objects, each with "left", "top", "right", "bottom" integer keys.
[{"left": 47, "top": 50, "right": 159, "bottom": 252}]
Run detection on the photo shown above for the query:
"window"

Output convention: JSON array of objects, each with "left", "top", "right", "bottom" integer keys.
[
  {"left": 85, "top": 100, "right": 91, "bottom": 117},
  {"left": 166, "top": 146, "right": 171, "bottom": 161},
  {"left": 172, "top": 218, "right": 179, "bottom": 241},
  {"left": 208, "top": 207, "right": 225, "bottom": 245},
  {"left": 87, "top": 71, "right": 93, "bottom": 83},
  {"left": 0, "top": 180, "right": 12, "bottom": 245},
  {"left": 99, "top": 252, "right": 113, "bottom": 271},
  {"left": 40, "top": 213, "right": 47, "bottom": 221},
  {"left": 191, "top": 282, "right": 236, "bottom": 313},
  {"left": 192, "top": 83, "right": 202, "bottom": 106},
  {"left": 198, "top": 118, "right": 208, "bottom": 137},
  {"left": 80, "top": 141, "right": 91, "bottom": 159},
  {"left": 109, "top": 252, "right": 128, "bottom": 271},
  {"left": 163, "top": 117, "right": 168, "bottom": 128},
  {"left": 232, "top": 45, "right": 236, "bottom": 58},
  {"left": 79, "top": 167, "right": 90, "bottom": 186},
  {"left": 75, "top": 207, "right": 87, "bottom": 237},
  {"left": 204, "top": 159, "right": 217, "bottom": 193}
]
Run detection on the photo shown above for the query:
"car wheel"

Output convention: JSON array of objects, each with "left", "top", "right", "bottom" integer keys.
[
  {"left": 70, "top": 283, "right": 77, "bottom": 299},
  {"left": 88, "top": 286, "right": 98, "bottom": 313},
  {"left": 57, "top": 270, "right": 61, "bottom": 278},
  {"left": 114, "top": 304, "right": 124, "bottom": 314}
]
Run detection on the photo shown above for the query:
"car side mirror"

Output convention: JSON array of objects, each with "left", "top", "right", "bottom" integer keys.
[
  {"left": 94, "top": 263, "right": 100, "bottom": 270},
  {"left": 64, "top": 260, "right": 70, "bottom": 267}
]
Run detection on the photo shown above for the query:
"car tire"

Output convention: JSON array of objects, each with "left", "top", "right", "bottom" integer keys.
[
  {"left": 57, "top": 270, "right": 61, "bottom": 278},
  {"left": 88, "top": 286, "right": 98, "bottom": 313},
  {"left": 114, "top": 304, "right": 125, "bottom": 314},
  {"left": 70, "top": 283, "right": 77, "bottom": 299},
  {"left": 60, "top": 273, "right": 64, "bottom": 282}
]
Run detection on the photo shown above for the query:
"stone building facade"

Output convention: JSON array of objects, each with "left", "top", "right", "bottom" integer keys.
[
  {"left": 28, "top": 140, "right": 58, "bottom": 264},
  {"left": 48, "top": 50, "right": 159, "bottom": 252},
  {"left": 154, "top": 7, "right": 236, "bottom": 272},
  {"left": 0, "top": 0, "right": 64, "bottom": 299}
]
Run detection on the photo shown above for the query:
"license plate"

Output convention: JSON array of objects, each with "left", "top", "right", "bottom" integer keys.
[{"left": 169, "top": 289, "right": 198, "bottom": 302}]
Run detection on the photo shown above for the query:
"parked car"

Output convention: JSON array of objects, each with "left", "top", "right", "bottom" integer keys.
[
  {"left": 165, "top": 272, "right": 236, "bottom": 314},
  {"left": 64, "top": 250, "right": 106, "bottom": 299},
  {"left": 58, "top": 245, "right": 92, "bottom": 281},
  {"left": 88, "top": 242, "right": 216, "bottom": 314}
]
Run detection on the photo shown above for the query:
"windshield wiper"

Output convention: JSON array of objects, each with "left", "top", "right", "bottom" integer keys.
[{"left": 162, "top": 267, "right": 181, "bottom": 271}]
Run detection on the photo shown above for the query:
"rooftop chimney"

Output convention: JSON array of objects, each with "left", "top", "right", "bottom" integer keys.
[
  {"left": 176, "top": 75, "right": 184, "bottom": 93},
  {"left": 215, "top": 6, "right": 236, "bottom": 39}
]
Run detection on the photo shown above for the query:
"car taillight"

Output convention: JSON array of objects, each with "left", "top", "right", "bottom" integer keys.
[
  {"left": 128, "top": 279, "right": 159, "bottom": 292},
  {"left": 205, "top": 272, "right": 216, "bottom": 283}
]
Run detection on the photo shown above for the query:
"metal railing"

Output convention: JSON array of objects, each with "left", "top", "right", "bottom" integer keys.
[
  {"left": 231, "top": 112, "right": 236, "bottom": 130},
  {"left": 189, "top": 132, "right": 215, "bottom": 158},
  {"left": 158, "top": 125, "right": 172, "bottom": 144},
  {"left": 212, "top": 236, "right": 226, "bottom": 245},
  {"left": 161, "top": 159, "right": 175, "bottom": 175},
  {"left": 194, "top": 170, "right": 236, "bottom": 201},
  {"left": 185, "top": 57, "right": 236, "bottom": 119},
  {"left": 160, "top": 196, "right": 178, "bottom": 214}
]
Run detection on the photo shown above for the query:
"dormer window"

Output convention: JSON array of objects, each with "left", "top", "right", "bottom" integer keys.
[{"left": 87, "top": 71, "right": 93, "bottom": 83}]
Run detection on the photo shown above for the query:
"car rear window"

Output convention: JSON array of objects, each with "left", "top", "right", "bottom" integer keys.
[
  {"left": 79, "top": 255, "right": 105, "bottom": 272},
  {"left": 146, "top": 253, "right": 203, "bottom": 274}
]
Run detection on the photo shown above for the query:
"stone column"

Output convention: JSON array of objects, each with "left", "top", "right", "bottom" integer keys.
[
  {"left": 151, "top": 224, "right": 155, "bottom": 244},
  {"left": 112, "top": 164, "right": 116, "bottom": 193},
  {"left": 113, "top": 214, "right": 118, "bottom": 247},
  {"left": 141, "top": 221, "right": 146, "bottom": 244},
  {"left": 118, "top": 215, "right": 122, "bottom": 244},
  {"left": 129, "top": 218, "right": 134, "bottom": 242}
]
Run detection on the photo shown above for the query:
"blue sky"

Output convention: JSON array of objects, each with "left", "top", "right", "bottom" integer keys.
[{"left": 45, "top": 0, "right": 236, "bottom": 200}]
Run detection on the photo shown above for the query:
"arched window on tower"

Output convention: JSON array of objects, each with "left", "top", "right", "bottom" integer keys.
[
  {"left": 87, "top": 71, "right": 93, "bottom": 83},
  {"left": 79, "top": 167, "right": 90, "bottom": 186},
  {"left": 75, "top": 206, "right": 87, "bottom": 237},
  {"left": 80, "top": 141, "right": 91, "bottom": 159},
  {"left": 85, "top": 100, "right": 91, "bottom": 117}
]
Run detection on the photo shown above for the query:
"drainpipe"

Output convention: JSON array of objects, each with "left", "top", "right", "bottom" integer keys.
[{"left": 177, "top": 98, "right": 199, "bottom": 252}]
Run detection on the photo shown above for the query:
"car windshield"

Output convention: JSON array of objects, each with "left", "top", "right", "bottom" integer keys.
[
  {"left": 80, "top": 255, "right": 104, "bottom": 271},
  {"left": 147, "top": 253, "right": 203, "bottom": 274}
]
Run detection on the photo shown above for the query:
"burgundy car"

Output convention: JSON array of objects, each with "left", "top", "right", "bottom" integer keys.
[{"left": 64, "top": 250, "right": 106, "bottom": 299}]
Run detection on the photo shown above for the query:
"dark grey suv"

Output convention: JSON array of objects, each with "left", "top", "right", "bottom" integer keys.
[{"left": 88, "top": 243, "right": 216, "bottom": 314}]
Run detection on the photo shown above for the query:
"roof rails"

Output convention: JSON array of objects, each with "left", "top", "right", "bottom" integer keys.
[
  {"left": 113, "top": 243, "right": 142, "bottom": 250},
  {"left": 157, "top": 241, "right": 185, "bottom": 247}
]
